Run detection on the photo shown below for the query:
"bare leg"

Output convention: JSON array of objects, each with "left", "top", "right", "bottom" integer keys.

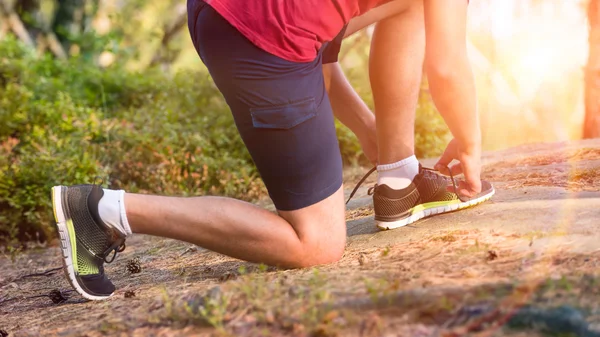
[
  {"left": 125, "top": 1, "right": 423, "bottom": 269},
  {"left": 323, "top": 0, "right": 425, "bottom": 165},
  {"left": 369, "top": 2, "right": 425, "bottom": 164},
  {"left": 345, "top": 0, "right": 416, "bottom": 38},
  {"left": 126, "top": 187, "right": 346, "bottom": 268}
]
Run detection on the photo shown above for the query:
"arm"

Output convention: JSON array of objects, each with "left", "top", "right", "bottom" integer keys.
[
  {"left": 425, "top": 0, "right": 479, "bottom": 148},
  {"left": 424, "top": 0, "right": 482, "bottom": 195},
  {"left": 323, "top": 62, "right": 378, "bottom": 164}
]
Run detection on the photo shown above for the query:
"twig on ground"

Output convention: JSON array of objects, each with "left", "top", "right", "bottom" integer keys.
[
  {"left": 417, "top": 248, "right": 443, "bottom": 263},
  {"left": 228, "top": 305, "right": 252, "bottom": 326},
  {"left": 0, "top": 297, "right": 18, "bottom": 306},
  {"left": 16, "top": 267, "right": 62, "bottom": 281},
  {"left": 26, "top": 289, "right": 74, "bottom": 304},
  {"left": 0, "top": 289, "right": 75, "bottom": 307},
  {"left": 180, "top": 246, "right": 198, "bottom": 257}
]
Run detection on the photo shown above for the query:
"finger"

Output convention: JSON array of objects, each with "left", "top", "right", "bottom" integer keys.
[
  {"left": 435, "top": 146, "right": 455, "bottom": 175},
  {"left": 459, "top": 159, "right": 482, "bottom": 195},
  {"left": 445, "top": 181, "right": 473, "bottom": 198},
  {"left": 449, "top": 163, "right": 463, "bottom": 176},
  {"left": 463, "top": 171, "right": 482, "bottom": 195},
  {"left": 457, "top": 180, "right": 476, "bottom": 198}
]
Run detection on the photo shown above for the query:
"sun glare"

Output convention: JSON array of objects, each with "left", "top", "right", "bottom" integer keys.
[{"left": 518, "top": 46, "right": 556, "bottom": 89}]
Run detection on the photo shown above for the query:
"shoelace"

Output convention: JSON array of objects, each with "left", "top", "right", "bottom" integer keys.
[
  {"left": 102, "top": 241, "right": 126, "bottom": 264},
  {"left": 93, "top": 176, "right": 127, "bottom": 264},
  {"left": 345, "top": 165, "right": 468, "bottom": 204}
]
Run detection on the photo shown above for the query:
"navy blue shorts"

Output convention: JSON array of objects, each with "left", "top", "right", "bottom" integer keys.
[{"left": 187, "top": 1, "right": 344, "bottom": 211}]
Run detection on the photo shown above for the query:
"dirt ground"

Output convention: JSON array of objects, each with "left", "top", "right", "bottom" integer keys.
[{"left": 2, "top": 139, "right": 600, "bottom": 337}]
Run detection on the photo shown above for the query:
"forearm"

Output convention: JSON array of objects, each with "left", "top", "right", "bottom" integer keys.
[
  {"left": 424, "top": 0, "right": 480, "bottom": 150},
  {"left": 428, "top": 59, "right": 481, "bottom": 149},
  {"left": 323, "top": 62, "right": 376, "bottom": 137}
]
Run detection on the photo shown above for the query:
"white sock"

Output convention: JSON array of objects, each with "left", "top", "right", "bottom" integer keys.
[
  {"left": 98, "top": 189, "right": 132, "bottom": 236},
  {"left": 377, "top": 155, "right": 420, "bottom": 190}
]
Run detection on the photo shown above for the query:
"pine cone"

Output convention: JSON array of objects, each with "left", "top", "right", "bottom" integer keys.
[
  {"left": 49, "top": 289, "right": 68, "bottom": 304},
  {"left": 126, "top": 258, "right": 142, "bottom": 274}
]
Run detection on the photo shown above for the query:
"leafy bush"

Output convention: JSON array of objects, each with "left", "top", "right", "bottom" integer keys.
[
  {"left": 0, "top": 36, "right": 448, "bottom": 246},
  {"left": 0, "top": 36, "right": 262, "bottom": 246}
]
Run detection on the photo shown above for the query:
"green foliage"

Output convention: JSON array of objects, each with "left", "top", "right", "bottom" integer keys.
[{"left": 0, "top": 36, "right": 260, "bottom": 246}]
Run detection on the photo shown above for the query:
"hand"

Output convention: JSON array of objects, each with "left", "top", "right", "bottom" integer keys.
[
  {"left": 434, "top": 138, "right": 482, "bottom": 198},
  {"left": 357, "top": 123, "right": 378, "bottom": 166}
]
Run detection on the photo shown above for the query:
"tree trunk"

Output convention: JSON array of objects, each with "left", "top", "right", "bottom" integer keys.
[
  {"left": 584, "top": 0, "right": 600, "bottom": 138},
  {"left": 53, "top": 0, "right": 85, "bottom": 47},
  {"left": 0, "top": 0, "right": 35, "bottom": 47}
]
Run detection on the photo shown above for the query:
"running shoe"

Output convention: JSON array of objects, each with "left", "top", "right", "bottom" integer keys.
[
  {"left": 347, "top": 165, "right": 495, "bottom": 230},
  {"left": 51, "top": 184, "right": 126, "bottom": 300}
]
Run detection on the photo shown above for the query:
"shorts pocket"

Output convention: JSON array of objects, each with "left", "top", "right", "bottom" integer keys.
[{"left": 250, "top": 98, "right": 317, "bottom": 130}]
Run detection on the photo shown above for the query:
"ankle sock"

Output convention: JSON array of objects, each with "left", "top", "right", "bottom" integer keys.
[
  {"left": 98, "top": 189, "right": 132, "bottom": 236},
  {"left": 377, "top": 155, "right": 420, "bottom": 190}
]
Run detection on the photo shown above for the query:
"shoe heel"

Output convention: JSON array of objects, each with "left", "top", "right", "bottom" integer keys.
[{"left": 52, "top": 186, "right": 66, "bottom": 224}]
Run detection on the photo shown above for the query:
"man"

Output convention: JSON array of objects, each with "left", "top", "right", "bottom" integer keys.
[{"left": 51, "top": 0, "right": 494, "bottom": 300}]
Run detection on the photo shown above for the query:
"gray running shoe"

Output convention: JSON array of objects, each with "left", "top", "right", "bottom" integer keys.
[{"left": 51, "top": 185, "right": 126, "bottom": 300}]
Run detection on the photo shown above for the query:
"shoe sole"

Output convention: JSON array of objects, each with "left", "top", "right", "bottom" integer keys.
[
  {"left": 376, "top": 187, "right": 496, "bottom": 230},
  {"left": 52, "top": 186, "right": 113, "bottom": 301}
]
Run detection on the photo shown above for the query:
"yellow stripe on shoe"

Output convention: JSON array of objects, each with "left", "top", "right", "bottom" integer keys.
[
  {"left": 411, "top": 199, "right": 461, "bottom": 214},
  {"left": 66, "top": 219, "right": 79, "bottom": 274}
]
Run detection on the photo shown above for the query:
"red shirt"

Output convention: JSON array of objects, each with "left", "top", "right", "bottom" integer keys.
[{"left": 204, "top": 0, "right": 388, "bottom": 62}]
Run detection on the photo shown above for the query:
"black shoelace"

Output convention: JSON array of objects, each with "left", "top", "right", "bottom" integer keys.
[
  {"left": 345, "top": 165, "right": 468, "bottom": 204},
  {"left": 102, "top": 241, "right": 126, "bottom": 264},
  {"left": 93, "top": 176, "right": 127, "bottom": 264}
]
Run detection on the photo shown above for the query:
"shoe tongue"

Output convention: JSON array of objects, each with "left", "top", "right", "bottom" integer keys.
[
  {"left": 86, "top": 185, "right": 126, "bottom": 259},
  {"left": 87, "top": 186, "right": 126, "bottom": 239},
  {"left": 87, "top": 185, "right": 106, "bottom": 227}
]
